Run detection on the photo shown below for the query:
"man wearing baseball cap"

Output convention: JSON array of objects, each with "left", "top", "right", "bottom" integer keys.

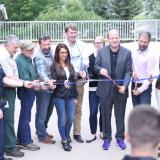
[{"left": 16, "top": 41, "right": 40, "bottom": 151}]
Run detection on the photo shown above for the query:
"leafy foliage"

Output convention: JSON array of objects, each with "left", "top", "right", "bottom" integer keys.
[
  {"left": 0, "top": 0, "right": 61, "bottom": 20},
  {"left": 144, "top": 0, "right": 160, "bottom": 19},
  {"left": 107, "top": 0, "right": 142, "bottom": 20},
  {"left": 37, "top": 0, "right": 103, "bottom": 20},
  {"left": 84, "top": 0, "right": 109, "bottom": 19}
]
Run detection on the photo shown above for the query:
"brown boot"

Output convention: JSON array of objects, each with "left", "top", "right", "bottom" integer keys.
[{"left": 39, "top": 135, "right": 56, "bottom": 144}]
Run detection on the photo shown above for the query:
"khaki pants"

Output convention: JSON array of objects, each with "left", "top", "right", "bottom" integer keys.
[
  {"left": 73, "top": 79, "right": 85, "bottom": 135},
  {"left": 155, "top": 88, "right": 160, "bottom": 109}
]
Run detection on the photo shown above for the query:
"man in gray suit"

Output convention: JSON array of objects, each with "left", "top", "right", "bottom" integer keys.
[{"left": 94, "top": 29, "right": 132, "bottom": 150}]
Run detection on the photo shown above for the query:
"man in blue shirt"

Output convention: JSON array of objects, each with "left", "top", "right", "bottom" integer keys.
[{"left": 34, "top": 35, "right": 56, "bottom": 144}]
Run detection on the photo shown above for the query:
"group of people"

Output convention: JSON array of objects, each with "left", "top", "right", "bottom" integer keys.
[{"left": 0, "top": 23, "right": 159, "bottom": 160}]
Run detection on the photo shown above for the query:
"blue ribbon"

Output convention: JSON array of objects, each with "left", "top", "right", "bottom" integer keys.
[{"left": 54, "top": 75, "right": 160, "bottom": 85}]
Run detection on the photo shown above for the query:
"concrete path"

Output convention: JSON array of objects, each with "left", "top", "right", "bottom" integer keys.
[{"left": 10, "top": 83, "right": 159, "bottom": 160}]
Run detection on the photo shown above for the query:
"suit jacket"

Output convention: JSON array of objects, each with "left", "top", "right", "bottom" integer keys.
[{"left": 94, "top": 45, "right": 132, "bottom": 99}]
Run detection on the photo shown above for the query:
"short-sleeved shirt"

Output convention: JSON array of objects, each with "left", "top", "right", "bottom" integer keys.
[{"left": 0, "top": 46, "right": 19, "bottom": 78}]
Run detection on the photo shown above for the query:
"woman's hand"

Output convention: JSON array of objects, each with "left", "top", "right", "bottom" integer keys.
[{"left": 64, "top": 80, "right": 70, "bottom": 89}]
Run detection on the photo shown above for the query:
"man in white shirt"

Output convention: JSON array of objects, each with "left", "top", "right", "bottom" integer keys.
[
  {"left": 131, "top": 31, "right": 156, "bottom": 106},
  {"left": 64, "top": 24, "right": 89, "bottom": 143}
]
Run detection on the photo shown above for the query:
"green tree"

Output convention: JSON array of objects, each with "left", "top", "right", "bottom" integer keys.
[
  {"left": 107, "top": 0, "right": 142, "bottom": 20},
  {"left": 37, "top": 0, "right": 103, "bottom": 20},
  {"left": 144, "top": 0, "right": 160, "bottom": 18},
  {"left": 1, "top": 0, "right": 61, "bottom": 20},
  {"left": 83, "top": 0, "right": 109, "bottom": 19}
]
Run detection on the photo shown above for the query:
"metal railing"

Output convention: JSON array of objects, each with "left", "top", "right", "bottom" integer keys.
[{"left": 0, "top": 20, "right": 160, "bottom": 42}]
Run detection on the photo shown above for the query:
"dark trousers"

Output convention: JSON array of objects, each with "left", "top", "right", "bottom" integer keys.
[
  {"left": 89, "top": 91, "right": 102, "bottom": 134},
  {"left": 17, "top": 88, "right": 35, "bottom": 144},
  {"left": 0, "top": 118, "right": 4, "bottom": 160},
  {"left": 35, "top": 91, "right": 54, "bottom": 140},
  {"left": 99, "top": 90, "right": 127, "bottom": 141},
  {"left": 131, "top": 83, "right": 152, "bottom": 106},
  {"left": 3, "top": 88, "right": 16, "bottom": 150}
]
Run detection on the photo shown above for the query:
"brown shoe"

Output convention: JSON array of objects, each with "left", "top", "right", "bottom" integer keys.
[
  {"left": 39, "top": 135, "right": 56, "bottom": 144},
  {"left": 47, "top": 132, "right": 54, "bottom": 138}
]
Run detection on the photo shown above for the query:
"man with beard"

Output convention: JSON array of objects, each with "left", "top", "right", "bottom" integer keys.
[
  {"left": 34, "top": 35, "right": 56, "bottom": 144},
  {"left": 131, "top": 31, "right": 157, "bottom": 106}
]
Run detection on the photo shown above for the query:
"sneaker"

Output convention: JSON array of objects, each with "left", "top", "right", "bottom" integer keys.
[
  {"left": 102, "top": 139, "right": 111, "bottom": 150},
  {"left": 4, "top": 157, "right": 13, "bottom": 160},
  {"left": 5, "top": 148, "right": 24, "bottom": 158},
  {"left": 17, "top": 143, "right": 40, "bottom": 151},
  {"left": 116, "top": 139, "right": 126, "bottom": 150}
]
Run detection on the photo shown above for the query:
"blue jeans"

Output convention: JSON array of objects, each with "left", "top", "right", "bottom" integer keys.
[
  {"left": 89, "top": 91, "right": 102, "bottom": 134},
  {"left": 0, "top": 118, "right": 4, "bottom": 160},
  {"left": 17, "top": 88, "right": 35, "bottom": 144},
  {"left": 54, "top": 97, "right": 75, "bottom": 141},
  {"left": 35, "top": 91, "right": 54, "bottom": 140},
  {"left": 132, "top": 83, "right": 152, "bottom": 106}
]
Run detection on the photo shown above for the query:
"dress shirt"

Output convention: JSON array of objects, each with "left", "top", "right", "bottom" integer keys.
[
  {"left": 34, "top": 47, "right": 53, "bottom": 81},
  {"left": 64, "top": 39, "right": 89, "bottom": 73},
  {"left": 131, "top": 45, "right": 157, "bottom": 92}
]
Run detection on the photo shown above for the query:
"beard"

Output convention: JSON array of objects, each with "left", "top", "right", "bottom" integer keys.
[
  {"left": 139, "top": 45, "right": 148, "bottom": 51},
  {"left": 42, "top": 47, "right": 51, "bottom": 54}
]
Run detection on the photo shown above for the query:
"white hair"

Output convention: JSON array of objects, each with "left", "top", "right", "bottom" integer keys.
[{"left": 5, "top": 35, "right": 20, "bottom": 45}]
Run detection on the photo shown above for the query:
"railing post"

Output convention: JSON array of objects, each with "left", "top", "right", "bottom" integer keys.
[{"left": 30, "top": 21, "right": 32, "bottom": 41}]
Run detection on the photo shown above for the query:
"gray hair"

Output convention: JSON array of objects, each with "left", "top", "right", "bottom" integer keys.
[
  {"left": 5, "top": 35, "right": 20, "bottom": 45},
  {"left": 128, "top": 104, "right": 160, "bottom": 150}
]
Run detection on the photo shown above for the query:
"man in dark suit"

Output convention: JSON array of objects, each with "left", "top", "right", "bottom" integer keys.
[{"left": 94, "top": 29, "right": 132, "bottom": 150}]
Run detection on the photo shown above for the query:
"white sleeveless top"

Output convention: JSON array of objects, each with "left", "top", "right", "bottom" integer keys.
[{"left": 63, "top": 66, "right": 70, "bottom": 80}]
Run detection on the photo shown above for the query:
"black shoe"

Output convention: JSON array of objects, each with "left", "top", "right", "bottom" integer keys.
[
  {"left": 5, "top": 148, "right": 24, "bottom": 158},
  {"left": 86, "top": 136, "right": 97, "bottom": 143},
  {"left": 4, "top": 157, "right": 13, "bottom": 160},
  {"left": 67, "top": 138, "right": 72, "bottom": 143},
  {"left": 61, "top": 141, "right": 72, "bottom": 151},
  {"left": 73, "top": 135, "right": 84, "bottom": 143}
]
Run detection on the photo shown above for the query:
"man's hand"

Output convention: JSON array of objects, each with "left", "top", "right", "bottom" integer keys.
[
  {"left": 32, "top": 80, "right": 41, "bottom": 90},
  {"left": 132, "top": 72, "right": 137, "bottom": 80},
  {"left": 0, "top": 109, "right": 3, "bottom": 119},
  {"left": 74, "top": 99, "right": 77, "bottom": 105},
  {"left": 79, "top": 71, "right": 86, "bottom": 79},
  {"left": 118, "top": 86, "right": 126, "bottom": 94},
  {"left": 24, "top": 81, "right": 33, "bottom": 88},
  {"left": 100, "top": 68, "right": 108, "bottom": 77},
  {"left": 132, "top": 89, "right": 141, "bottom": 96}
]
